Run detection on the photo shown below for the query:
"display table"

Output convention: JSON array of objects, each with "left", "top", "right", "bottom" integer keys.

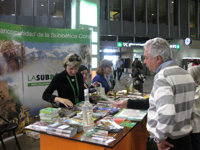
[{"left": 39, "top": 116, "right": 149, "bottom": 150}]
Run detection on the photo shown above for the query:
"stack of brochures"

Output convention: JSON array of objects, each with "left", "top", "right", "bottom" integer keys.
[
  {"left": 81, "top": 129, "right": 115, "bottom": 145},
  {"left": 62, "top": 118, "right": 83, "bottom": 133},
  {"left": 25, "top": 121, "right": 78, "bottom": 138},
  {"left": 113, "top": 108, "right": 147, "bottom": 121},
  {"left": 25, "top": 121, "right": 49, "bottom": 132},
  {"left": 46, "top": 122, "right": 78, "bottom": 138},
  {"left": 95, "top": 117, "right": 124, "bottom": 133},
  {"left": 39, "top": 107, "right": 60, "bottom": 123}
]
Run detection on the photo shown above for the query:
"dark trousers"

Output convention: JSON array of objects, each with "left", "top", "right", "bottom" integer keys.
[
  {"left": 191, "top": 133, "right": 200, "bottom": 150},
  {"left": 114, "top": 70, "right": 116, "bottom": 80},
  {"left": 147, "top": 135, "right": 193, "bottom": 150},
  {"left": 117, "top": 68, "right": 122, "bottom": 80}
]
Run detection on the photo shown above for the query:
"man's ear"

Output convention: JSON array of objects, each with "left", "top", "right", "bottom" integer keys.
[{"left": 156, "top": 55, "right": 163, "bottom": 64}]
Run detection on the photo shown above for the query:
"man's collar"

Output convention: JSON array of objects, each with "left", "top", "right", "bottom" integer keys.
[{"left": 156, "top": 60, "right": 177, "bottom": 73}]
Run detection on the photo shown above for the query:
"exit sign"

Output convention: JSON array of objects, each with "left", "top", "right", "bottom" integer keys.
[
  {"left": 117, "top": 42, "right": 123, "bottom": 47},
  {"left": 117, "top": 42, "right": 180, "bottom": 49}
]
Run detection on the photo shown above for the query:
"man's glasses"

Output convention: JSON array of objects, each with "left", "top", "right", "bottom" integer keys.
[{"left": 69, "top": 57, "right": 81, "bottom": 62}]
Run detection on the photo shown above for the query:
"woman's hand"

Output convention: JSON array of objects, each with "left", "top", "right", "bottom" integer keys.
[
  {"left": 93, "top": 81, "right": 101, "bottom": 87},
  {"left": 113, "top": 100, "right": 128, "bottom": 108},
  {"left": 107, "top": 91, "right": 113, "bottom": 96},
  {"left": 54, "top": 97, "right": 73, "bottom": 107}
]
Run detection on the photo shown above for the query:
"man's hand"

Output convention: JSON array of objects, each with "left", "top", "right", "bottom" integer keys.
[
  {"left": 157, "top": 139, "right": 174, "bottom": 150},
  {"left": 113, "top": 100, "right": 128, "bottom": 108}
]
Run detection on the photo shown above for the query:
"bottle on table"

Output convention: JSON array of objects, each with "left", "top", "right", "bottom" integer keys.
[{"left": 82, "top": 89, "right": 94, "bottom": 132}]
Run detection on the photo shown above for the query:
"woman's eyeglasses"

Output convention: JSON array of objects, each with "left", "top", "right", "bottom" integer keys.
[{"left": 69, "top": 57, "right": 81, "bottom": 62}]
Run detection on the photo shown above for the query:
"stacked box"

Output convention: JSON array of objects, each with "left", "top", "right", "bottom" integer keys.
[
  {"left": 47, "top": 122, "right": 78, "bottom": 137},
  {"left": 39, "top": 107, "right": 60, "bottom": 123}
]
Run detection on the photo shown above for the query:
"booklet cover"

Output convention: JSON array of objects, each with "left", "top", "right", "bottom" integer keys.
[
  {"left": 25, "top": 121, "right": 49, "bottom": 132},
  {"left": 81, "top": 129, "right": 115, "bottom": 145},
  {"left": 25, "top": 121, "right": 78, "bottom": 137},
  {"left": 113, "top": 108, "right": 147, "bottom": 121},
  {"left": 46, "top": 122, "right": 78, "bottom": 137},
  {"left": 95, "top": 118, "right": 124, "bottom": 133}
]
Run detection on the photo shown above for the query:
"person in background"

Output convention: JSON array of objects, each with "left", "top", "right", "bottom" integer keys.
[
  {"left": 42, "top": 53, "right": 84, "bottom": 108},
  {"left": 78, "top": 65, "right": 97, "bottom": 93},
  {"left": 131, "top": 58, "right": 139, "bottom": 70},
  {"left": 132, "top": 60, "right": 145, "bottom": 93},
  {"left": 110, "top": 66, "right": 115, "bottom": 89},
  {"left": 144, "top": 37, "right": 195, "bottom": 150},
  {"left": 113, "top": 62, "right": 117, "bottom": 81},
  {"left": 116, "top": 56, "right": 123, "bottom": 80},
  {"left": 188, "top": 65, "right": 200, "bottom": 150},
  {"left": 92, "top": 59, "right": 113, "bottom": 94}
]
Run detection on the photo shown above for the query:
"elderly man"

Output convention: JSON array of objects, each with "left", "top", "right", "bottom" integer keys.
[{"left": 144, "top": 37, "right": 196, "bottom": 150}]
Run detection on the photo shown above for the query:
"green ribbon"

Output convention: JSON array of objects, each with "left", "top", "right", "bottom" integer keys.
[{"left": 66, "top": 75, "right": 79, "bottom": 104}]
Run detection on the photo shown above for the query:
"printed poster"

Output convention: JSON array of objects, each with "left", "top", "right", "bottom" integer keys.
[{"left": 0, "top": 22, "right": 91, "bottom": 119}]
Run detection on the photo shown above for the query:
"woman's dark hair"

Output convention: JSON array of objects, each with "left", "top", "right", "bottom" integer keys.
[{"left": 78, "top": 65, "right": 88, "bottom": 73}]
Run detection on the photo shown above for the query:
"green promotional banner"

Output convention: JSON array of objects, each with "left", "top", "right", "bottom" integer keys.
[
  {"left": 0, "top": 22, "right": 90, "bottom": 43},
  {"left": 0, "top": 22, "right": 91, "bottom": 117}
]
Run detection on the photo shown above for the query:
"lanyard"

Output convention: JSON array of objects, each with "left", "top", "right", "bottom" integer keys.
[{"left": 66, "top": 75, "right": 79, "bottom": 104}]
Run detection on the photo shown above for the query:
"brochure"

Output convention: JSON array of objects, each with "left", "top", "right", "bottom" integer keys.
[
  {"left": 47, "top": 122, "right": 77, "bottom": 137},
  {"left": 114, "top": 108, "right": 147, "bottom": 121}
]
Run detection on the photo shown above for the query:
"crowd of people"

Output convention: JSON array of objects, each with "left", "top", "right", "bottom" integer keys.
[{"left": 42, "top": 37, "right": 200, "bottom": 150}]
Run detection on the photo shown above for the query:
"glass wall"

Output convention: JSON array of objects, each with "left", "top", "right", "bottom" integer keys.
[
  {"left": 170, "top": 0, "right": 178, "bottom": 26},
  {"left": 136, "top": 0, "right": 145, "bottom": 23},
  {"left": 34, "top": 0, "right": 48, "bottom": 16},
  {"left": 148, "top": 0, "right": 156, "bottom": 24},
  {"left": 190, "top": 0, "right": 197, "bottom": 28},
  {"left": 49, "top": 0, "right": 64, "bottom": 17},
  {"left": 0, "top": 0, "right": 16, "bottom": 23},
  {"left": 0, "top": 0, "right": 15, "bottom": 15},
  {"left": 109, "top": 0, "right": 121, "bottom": 21},
  {"left": 0, "top": 0, "right": 199, "bottom": 38},
  {"left": 17, "top": 0, "right": 33, "bottom": 16},
  {"left": 100, "top": 0, "right": 108, "bottom": 20},
  {"left": 16, "top": 0, "right": 33, "bottom": 25},
  {"left": 49, "top": 0, "right": 65, "bottom": 28},
  {"left": 122, "top": 0, "right": 133, "bottom": 21},
  {"left": 159, "top": 0, "right": 167, "bottom": 25},
  {"left": 33, "top": 0, "right": 48, "bottom": 27}
]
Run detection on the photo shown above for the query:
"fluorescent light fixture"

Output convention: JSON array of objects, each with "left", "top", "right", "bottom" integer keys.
[
  {"left": 183, "top": 57, "right": 200, "bottom": 59},
  {"left": 71, "top": 0, "right": 76, "bottom": 29},
  {"left": 92, "top": 57, "right": 97, "bottom": 68},
  {"left": 80, "top": 0, "right": 97, "bottom": 27},
  {"left": 133, "top": 49, "right": 144, "bottom": 53},
  {"left": 103, "top": 49, "right": 118, "bottom": 52},
  {"left": 92, "top": 44, "right": 97, "bottom": 55},
  {"left": 92, "top": 31, "right": 97, "bottom": 43}
]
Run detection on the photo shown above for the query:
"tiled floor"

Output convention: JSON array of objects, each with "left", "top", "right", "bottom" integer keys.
[
  {"left": 0, "top": 134, "right": 40, "bottom": 150},
  {"left": 0, "top": 75, "right": 154, "bottom": 150}
]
